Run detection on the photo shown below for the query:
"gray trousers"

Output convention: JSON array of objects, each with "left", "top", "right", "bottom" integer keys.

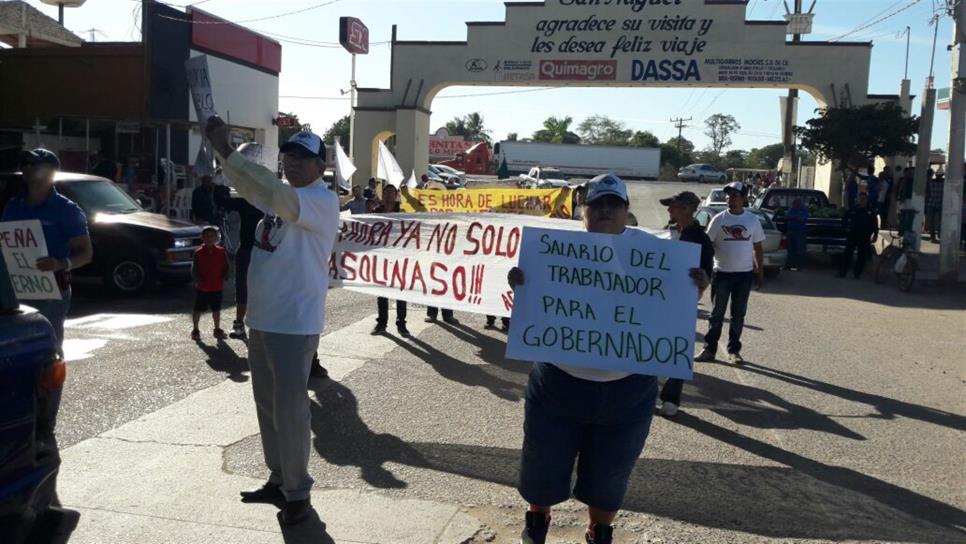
[{"left": 247, "top": 329, "right": 320, "bottom": 501}]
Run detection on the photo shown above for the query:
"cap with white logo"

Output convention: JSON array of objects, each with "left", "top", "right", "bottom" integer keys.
[
  {"left": 585, "top": 173, "right": 629, "bottom": 204},
  {"left": 724, "top": 181, "right": 749, "bottom": 195},
  {"left": 280, "top": 131, "right": 326, "bottom": 159}
]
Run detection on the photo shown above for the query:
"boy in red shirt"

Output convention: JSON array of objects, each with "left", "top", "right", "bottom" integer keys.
[{"left": 191, "top": 226, "right": 231, "bottom": 340}]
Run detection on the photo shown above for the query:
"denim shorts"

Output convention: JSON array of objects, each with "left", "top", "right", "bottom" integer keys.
[{"left": 518, "top": 363, "right": 657, "bottom": 512}]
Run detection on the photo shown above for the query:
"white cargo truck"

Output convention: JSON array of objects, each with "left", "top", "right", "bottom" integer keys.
[{"left": 492, "top": 141, "right": 661, "bottom": 179}]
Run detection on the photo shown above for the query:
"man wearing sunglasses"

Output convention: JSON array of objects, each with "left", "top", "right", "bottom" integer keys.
[
  {"left": 2, "top": 149, "right": 93, "bottom": 357},
  {"left": 508, "top": 174, "right": 708, "bottom": 544},
  {"left": 206, "top": 118, "right": 339, "bottom": 526}
]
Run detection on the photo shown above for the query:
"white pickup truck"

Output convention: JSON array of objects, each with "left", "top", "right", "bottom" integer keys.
[{"left": 518, "top": 167, "right": 569, "bottom": 188}]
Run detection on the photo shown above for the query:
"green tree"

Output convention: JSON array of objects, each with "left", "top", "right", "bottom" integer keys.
[
  {"left": 532, "top": 116, "right": 581, "bottom": 144},
  {"left": 667, "top": 136, "right": 695, "bottom": 155},
  {"left": 795, "top": 103, "right": 918, "bottom": 180},
  {"left": 660, "top": 143, "right": 691, "bottom": 170},
  {"left": 445, "top": 112, "right": 492, "bottom": 143},
  {"left": 630, "top": 130, "right": 660, "bottom": 148},
  {"left": 745, "top": 143, "right": 785, "bottom": 170},
  {"left": 322, "top": 115, "right": 349, "bottom": 152},
  {"left": 506, "top": 132, "right": 518, "bottom": 141},
  {"left": 577, "top": 115, "right": 632, "bottom": 146},
  {"left": 722, "top": 149, "right": 749, "bottom": 170},
  {"left": 704, "top": 113, "right": 741, "bottom": 157}
]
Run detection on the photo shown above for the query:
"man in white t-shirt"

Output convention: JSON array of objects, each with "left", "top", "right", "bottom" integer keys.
[
  {"left": 207, "top": 118, "right": 339, "bottom": 526},
  {"left": 695, "top": 181, "right": 765, "bottom": 365}
]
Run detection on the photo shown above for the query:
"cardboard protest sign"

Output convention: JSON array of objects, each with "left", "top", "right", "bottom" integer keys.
[
  {"left": 505, "top": 227, "right": 699, "bottom": 379},
  {"left": 330, "top": 213, "right": 603, "bottom": 317},
  {"left": 0, "top": 220, "right": 62, "bottom": 301},
  {"left": 400, "top": 187, "right": 572, "bottom": 218},
  {"left": 185, "top": 55, "right": 217, "bottom": 123}
]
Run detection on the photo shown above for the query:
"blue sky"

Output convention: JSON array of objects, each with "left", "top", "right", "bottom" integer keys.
[{"left": 35, "top": 0, "right": 959, "bottom": 154}]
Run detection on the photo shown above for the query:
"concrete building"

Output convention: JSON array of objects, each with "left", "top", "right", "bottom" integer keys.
[{"left": 0, "top": 1, "right": 279, "bottom": 198}]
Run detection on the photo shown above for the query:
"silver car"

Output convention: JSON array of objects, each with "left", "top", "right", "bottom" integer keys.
[
  {"left": 678, "top": 164, "right": 727, "bottom": 183},
  {"left": 694, "top": 206, "right": 787, "bottom": 276}
]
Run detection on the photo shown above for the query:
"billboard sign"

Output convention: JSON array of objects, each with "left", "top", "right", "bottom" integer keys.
[{"left": 340, "top": 17, "right": 370, "bottom": 55}]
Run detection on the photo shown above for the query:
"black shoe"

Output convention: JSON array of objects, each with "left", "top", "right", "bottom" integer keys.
[
  {"left": 520, "top": 511, "right": 550, "bottom": 544},
  {"left": 240, "top": 482, "right": 283, "bottom": 504},
  {"left": 229, "top": 320, "right": 247, "bottom": 339},
  {"left": 443, "top": 316, "right": 460, "bottom": 325},
  {"left": 694, "top": 348, "right": 716, "bottom": 362},
  {"left": 500, "top": 319, "right": 511, "bottom": 333},
  {"left": 279, "top": 498, "right": 313, "bottom": 526},
  {"left": 371, "top": 324, "right": 387, "bottom": 335},
  {"left": 397, "top": 324, "right": 412, "bottom": 338},
  {"left": 484, "top": 319, "right": 496, "bottom": 329},
  {"left": 586, "top": 523, "right": 614, "bottom": 544},
  {"left": 424, "top": 315, "right": 437, "bottom": 323},
  {"left": 309, "top": 356, "right": 328, "bottom": 380}
]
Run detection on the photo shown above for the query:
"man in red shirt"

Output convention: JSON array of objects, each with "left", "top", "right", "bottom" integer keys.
[{"left": 191, "top": 226, "right": 231, "bottom": 340}]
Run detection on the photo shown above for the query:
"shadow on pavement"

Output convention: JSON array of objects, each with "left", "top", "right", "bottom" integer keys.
[
  {"left": 280, "top": 509, "right": 335, "bottom": 544},
  {"left": 194, "top": 338, "right": 249, "bottom": 383},
  {"left": 682, "top": 369, "right": 866, "bottom": 440},
  {"left": 386, "top": 332, "right": 526, "bottom": 402},
  {"left": 731, "top": 361, "right": 966, "bottom": 432},
  {"left": 308, "top": 380, "right": 426, "bottom": 490},
  {"left": 301, "top": 377, "right": 965, "bottom": 542},
  {"left": 762, "top": 266, "right": 966, "bottom": 310}
]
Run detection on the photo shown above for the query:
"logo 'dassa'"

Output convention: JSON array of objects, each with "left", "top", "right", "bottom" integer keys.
[{"left": 465, "top": 58, "right": 488, "bottom": 72}]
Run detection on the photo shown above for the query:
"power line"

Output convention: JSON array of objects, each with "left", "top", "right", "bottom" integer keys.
[
  {"left": 147, "top": 0, "right": 344, "bottom": 25},
  {"left": 829, "top": 0, "right": 923, "bottom": 42}
]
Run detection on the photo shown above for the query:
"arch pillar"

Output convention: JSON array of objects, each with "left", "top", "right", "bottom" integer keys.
[
  {"left": 351, "top": 109, "right": 396, "bottom": 187},
  {"left": 393, "top": 108, "right": 431, "bottom": 180}
]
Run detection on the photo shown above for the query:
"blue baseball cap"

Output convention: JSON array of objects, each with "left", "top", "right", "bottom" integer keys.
[
  {"left": 585, "top": 173, "right": 629, "bottom": 204},
  {"left": 19, "top": 148, "right": 61, "bottom": 170},
  {"left": 280, "top": 131, "right": 326, "bottom": 159}
]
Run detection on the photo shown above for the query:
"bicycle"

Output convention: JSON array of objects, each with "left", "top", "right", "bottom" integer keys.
[{"left": 874, "top": 226, "right": 919, "bottom": 292}]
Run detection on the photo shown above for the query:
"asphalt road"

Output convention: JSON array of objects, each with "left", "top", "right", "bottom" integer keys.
[{"left": 58, "top": 180, "right": 966, "bottom": 543}]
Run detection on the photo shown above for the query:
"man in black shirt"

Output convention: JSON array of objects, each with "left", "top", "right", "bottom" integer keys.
[
  {"left": 657, "top": 191, "right": 713, "bottom": 418},
  {"left": 837, "top": 192, "right": 879, "bottom": 278}
]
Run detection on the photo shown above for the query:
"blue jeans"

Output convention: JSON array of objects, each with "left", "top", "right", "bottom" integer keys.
[
  {"left": 703, "top": 272, "right": 754, "bottom": 355},
  {"left": 786, "top": 229, "right": 807, "bottom": 268},
  {"left": 29, "top": 288, "right": 71, "bottom": 428},
  {"left": 519, "top": 363, "right": 657, "bottom": 512},
  {"left": 29, "top": 288, "right": 71, "bottom": 356}
]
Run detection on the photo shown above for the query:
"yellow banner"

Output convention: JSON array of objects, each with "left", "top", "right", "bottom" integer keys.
[{"left": 400, "top": 188, "right": 572, "bottom": 218}]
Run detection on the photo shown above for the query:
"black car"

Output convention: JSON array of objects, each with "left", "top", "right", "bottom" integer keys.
[
  {"left": 0, "top": 256, "right": 75, "bottom": 542},
  {"left": 0, "top": 172, "right": 202, "bottom": 294}
]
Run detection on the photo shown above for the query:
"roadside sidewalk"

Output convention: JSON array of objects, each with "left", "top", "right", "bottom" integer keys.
[{"left": 57, "top": 313, "right": 483, "bottom": 544}]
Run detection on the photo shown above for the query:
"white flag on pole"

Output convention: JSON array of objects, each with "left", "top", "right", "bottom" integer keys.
[
  {"left": 334, "top": 137, "right": 355, "bottom": 191},
  {"left": 376, "top": 141, "right": 406, "bottom": 188},
  {"left": 406, "top": 169, "right": 418, "bottom": 189}
]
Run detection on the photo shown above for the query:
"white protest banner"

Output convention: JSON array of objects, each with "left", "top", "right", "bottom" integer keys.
[
  {"left": 505, "top": 227, "right": 699, "bottom": 380},
  {"left": 330, "top": 213, "right": 600, "bottom": 317},
  {"left": 185, "top": 55, "right": 217, "bottom": 123},
  {"left": 0, "top": 220, "right": 62, "bottom": 301},
  {"left": 330, "top": 213, "right": 668, "bottom": 318}
]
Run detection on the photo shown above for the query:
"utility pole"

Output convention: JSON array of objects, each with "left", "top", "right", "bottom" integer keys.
[
  {"left": 939, "top": 0, "right": 964, "bottom": 282},
  {"left": 907, "top": 15, "right": 943, "bottom": 252},
  {"left": 670, "top": 117, "right": 692, "bottom": 150},
  {"left": 782, "top": 0, "right": 805, "bottom": 187}
]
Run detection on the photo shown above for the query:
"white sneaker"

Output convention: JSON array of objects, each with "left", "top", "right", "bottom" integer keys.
[
  {"left": 659, "top": 402, "right": 679, "bottom": 418},
  {"left": 729, "top": 353, "right": 745, "bottom": 365}
]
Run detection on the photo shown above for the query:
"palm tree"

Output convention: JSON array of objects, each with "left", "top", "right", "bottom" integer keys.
[
  {"left": 533, "top": 116, "right": 580, "bottom": 144},
  {"left": 464, "top": 112, "right": 492, "bottom": 143}
]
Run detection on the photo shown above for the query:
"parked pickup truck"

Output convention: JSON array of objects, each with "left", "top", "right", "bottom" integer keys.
[
  {"left": 0, "top": 172, "right": 202, "bottom": 294},
  {"left": 518, "top": 167, "right": 570, "bottom": 189},
  {"left": 753, "top": 188, "right": 848, "bottom": 251}
]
